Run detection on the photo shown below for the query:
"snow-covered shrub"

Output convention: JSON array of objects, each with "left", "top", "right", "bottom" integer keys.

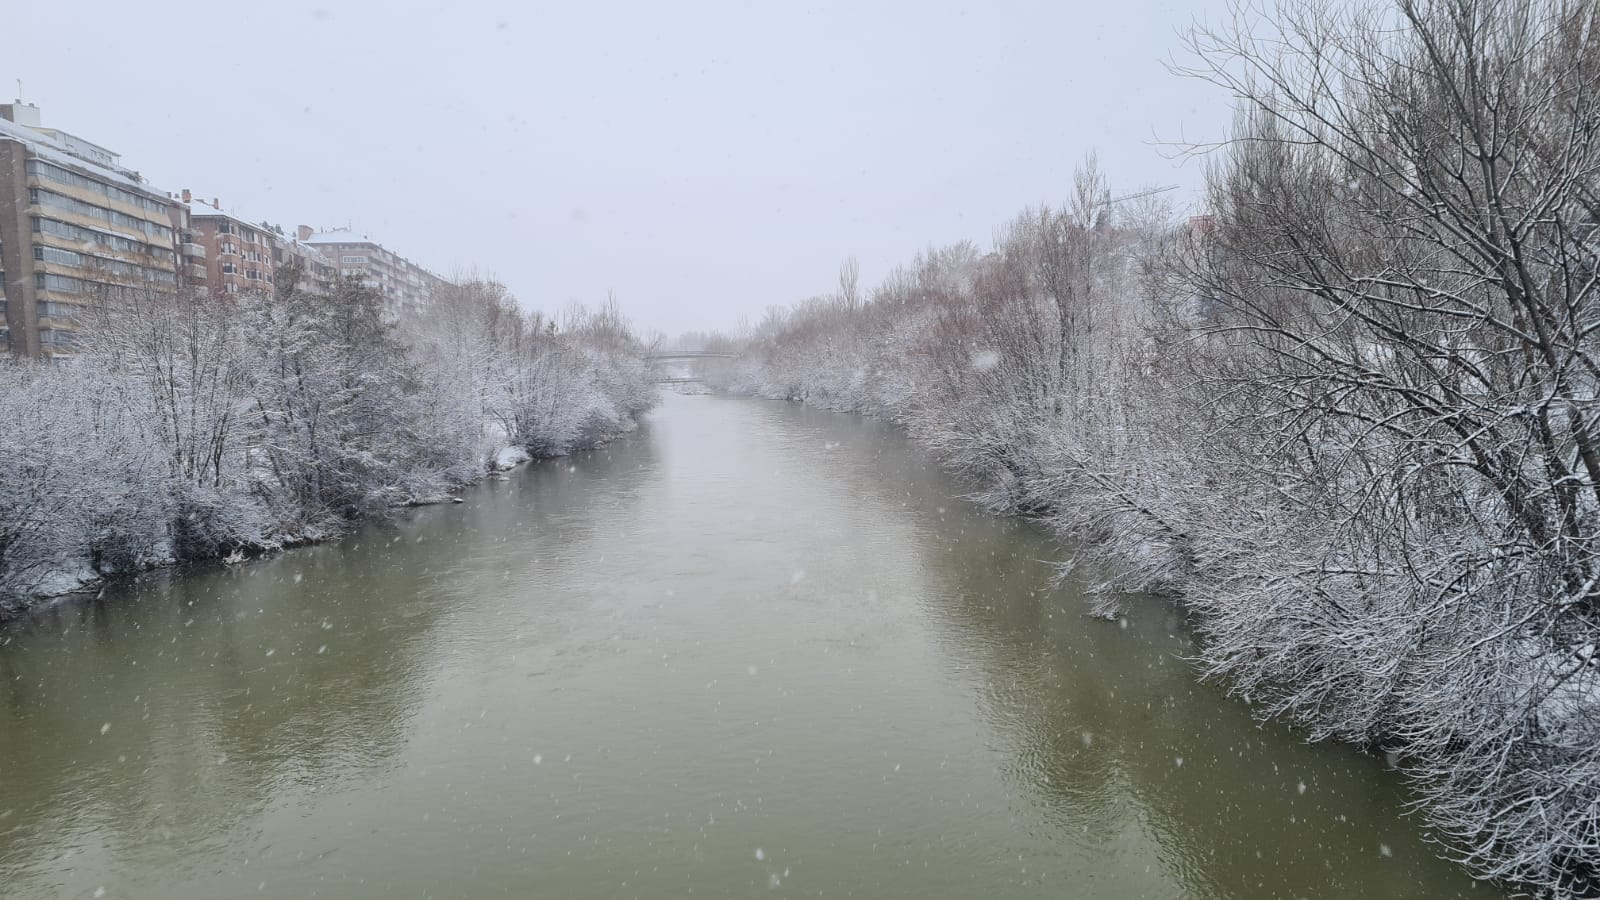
[{"left": 0, "top": 271, "right": 655, "bottom": 609}]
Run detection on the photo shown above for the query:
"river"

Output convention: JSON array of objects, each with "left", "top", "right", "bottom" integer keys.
[{"left": 0, "top": 394, "right": 1497, "bottom": 899}]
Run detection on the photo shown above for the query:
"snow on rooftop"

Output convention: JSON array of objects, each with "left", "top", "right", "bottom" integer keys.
[
  {"left": 303, "top": 229, "right": 450, "bottom": 283},
  {"left": 185, "top": 198, "right": 270, "bottom": 229},
  {"left": 0, "top": 116, "right": 164, "bottom": 196},
  {"left": 303, "top": 228, "right": 377, "bottom": 245}
]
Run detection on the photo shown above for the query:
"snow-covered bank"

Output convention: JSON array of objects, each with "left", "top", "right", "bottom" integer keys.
[
  {"left": 0, "top": 432, "right": 632, "bottom": 618},
  {"left": 0, "top": 279, "right": 656, "bottom": 618}
]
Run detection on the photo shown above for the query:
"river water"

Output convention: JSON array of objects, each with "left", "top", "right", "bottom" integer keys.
[{"left": 0, "top": 394, "right": 1496, "bottom": 899}]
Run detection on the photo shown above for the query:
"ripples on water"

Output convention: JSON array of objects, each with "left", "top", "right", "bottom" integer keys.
[{"left": 0, "top": 394, "right": 1496, "bottom": 899}]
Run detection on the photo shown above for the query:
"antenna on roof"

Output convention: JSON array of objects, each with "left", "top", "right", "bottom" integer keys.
[{"left": 14, "top": 79, "right": 21, "bottom": 101}]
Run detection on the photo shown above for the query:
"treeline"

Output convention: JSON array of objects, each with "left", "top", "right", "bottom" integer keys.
[
  {"left": 714, "top": 0, "right": 1600, "bottom": 895},
  {"left": 0, "top": 270, "right": 655, "bottom": 609}
]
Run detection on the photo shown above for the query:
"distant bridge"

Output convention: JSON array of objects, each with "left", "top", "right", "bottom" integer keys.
[
  {"left": 646, "top": 349, "right": 738, "bottom": 384},
  {"left": 644, "top": 350, "right": 738, "bottom": 361}
]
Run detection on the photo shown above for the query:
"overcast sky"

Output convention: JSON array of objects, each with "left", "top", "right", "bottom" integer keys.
[{"left": 8, "top": 0, "right": 1232, "bottom": 335}]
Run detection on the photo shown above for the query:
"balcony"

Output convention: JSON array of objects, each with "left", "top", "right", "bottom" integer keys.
[
  {"left": 182, "top": 242, "right": 207, "bottom": 259},
  {"left": 186, "top": 264, "right": 207, "bottom": 280}
]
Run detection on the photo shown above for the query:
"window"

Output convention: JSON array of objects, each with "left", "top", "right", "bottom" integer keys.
[
  {"left": 25, "top": 160, "right": 171, "bottom": 214},
  {"left": 341, "top": 255, "right": 368, "bottom": 264},
  {"left": 28, "top": 189, "right": 173, "bottom": 241},
  {"left": 222, "top": 263, "right": 236, "bottom": 274},
  {"left": 33, "top": 242, "right": 175, "bottom": 286},
  {"left": 33, "top": 216, "right": 169, "bottom": 258},
  {"left": 36, "top": 272, "right": 84, "bottom": 294},
  {"left": 34, "top": 245, "right": 82, "bottom": 266},
  {"left": 37, "top": 301, "right": 78, "bottom": 320}
]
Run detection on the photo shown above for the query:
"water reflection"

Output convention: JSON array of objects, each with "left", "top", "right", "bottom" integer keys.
[
  {"left": 898, "top": 445, "right": 1486, "bottom": 899},
  {"left": 0, "top": 431, "right": 658, "bottom": 898}
]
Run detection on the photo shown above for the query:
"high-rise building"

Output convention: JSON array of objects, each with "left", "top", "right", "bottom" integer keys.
[
  {"left": 297, "top": 226, "right": 449, "bottom": 316},
  {"left": 0, "top": 101, "right": 179, "bottom": 359}
]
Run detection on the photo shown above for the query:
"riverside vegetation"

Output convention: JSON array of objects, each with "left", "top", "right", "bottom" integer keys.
[
  {"left": 0, "top": 271, "right": 655, "bottom": 611},
  {"left": 707, "top": 0, "right": 1600, "bottom": 894}
]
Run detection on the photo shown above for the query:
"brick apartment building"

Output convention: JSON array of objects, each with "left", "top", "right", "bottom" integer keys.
[
  {"left": 177, "top": 194, "right": 337, "bottom": 298},
  {"left": 0, "top": 101, "right": 179, "bottom": 358},
  {"left": 182, "top": 195, "right": 278, "bottom": 296},
  {"left": 175, "top": 206, "right": 444, "bottom": 313}
]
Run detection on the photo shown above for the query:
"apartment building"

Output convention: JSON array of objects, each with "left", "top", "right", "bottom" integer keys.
[
  {"left": 181, "top": 194, "right": 281, "bottom": 296},
  {"left": 275, "top": 234, "right": 338, "bottom": 295},
  {"left": 171, "top": 193, "right": 336, "bottom": 297},
  {"left": 297, "top": 226, "right": 448, "bottom": 315},
  {"left": 0, "top": 101, "right": 179, "bottom": 358}
]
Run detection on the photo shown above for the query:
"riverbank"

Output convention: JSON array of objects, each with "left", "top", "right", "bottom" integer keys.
[
  {"left": 0, "top": 417, "right": 649, "bottom": 621},
  {"left": 0, "top": 285, "right": 657, "bottom": 621}
]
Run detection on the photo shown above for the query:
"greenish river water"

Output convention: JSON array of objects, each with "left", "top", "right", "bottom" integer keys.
[{"left": 0, "top": 394, "right": 1496, "bottom": 899}]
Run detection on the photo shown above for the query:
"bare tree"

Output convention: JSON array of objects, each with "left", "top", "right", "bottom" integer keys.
[{"left": 1166, "top": 1, "right": 1600, "bottom": 892}]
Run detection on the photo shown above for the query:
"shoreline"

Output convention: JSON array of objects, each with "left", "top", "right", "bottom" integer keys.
[{"left": 0, "top": 416, "right": 646, "bottom": 624}]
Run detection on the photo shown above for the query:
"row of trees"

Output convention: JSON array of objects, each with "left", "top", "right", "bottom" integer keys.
[
  {"left": 0, "top": 268, "right": 655, "bottom": 608},
  {"left": 714, "top": 0, "right": 1600, "bottom": 894}
]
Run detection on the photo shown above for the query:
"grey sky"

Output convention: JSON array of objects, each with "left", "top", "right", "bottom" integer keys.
[{"left": 9, "top": 0, "right": 1232, "bottom": 335}]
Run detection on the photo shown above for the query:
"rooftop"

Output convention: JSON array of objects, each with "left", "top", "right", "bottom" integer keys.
[
  {"left": 185, "top": 197, "right": 279, "bottom": 233},
  {"left": 303, "top": 228, "right": 377, "bottom": 246},
  {"left": 0, "top": 110, "right": 162, "bottom": 196}
]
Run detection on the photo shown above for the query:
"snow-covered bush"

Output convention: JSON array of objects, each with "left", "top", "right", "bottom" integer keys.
[{"left": 0, "top": 270, "right": 655, "bottom": 609}]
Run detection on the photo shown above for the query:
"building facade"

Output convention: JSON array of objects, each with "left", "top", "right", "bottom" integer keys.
[
  {"left": 182, "top": 195, "right": 281, "bottom": 296},
  {"left": 0, "top": 101, "right": 179, "bottom": 358},
  {"left": 297, "top": 226, "right": 449, "bottom": 316},
  {"left": 171, "top": 193, "right": 337, "bottom": 298},
  {"left": 0, "top": 101, "right": 449, "bottom": 357},
  {"left": 274, "top": 232, "right": 338, "bottom": 295}
]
